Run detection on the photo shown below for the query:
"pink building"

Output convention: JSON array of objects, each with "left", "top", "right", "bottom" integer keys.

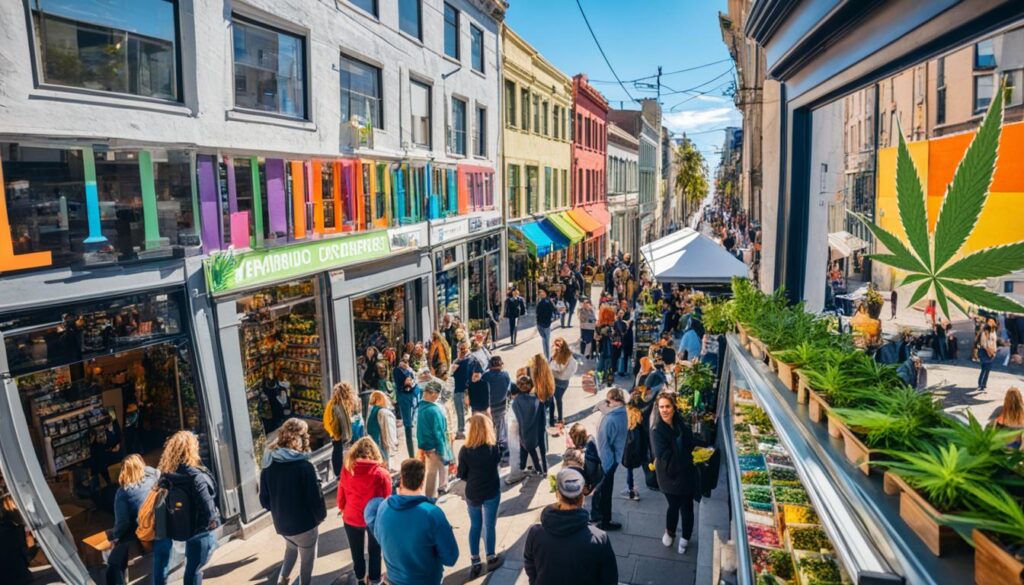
[{"left": 571, "top": 74, "right": 610, "bottom": 262}]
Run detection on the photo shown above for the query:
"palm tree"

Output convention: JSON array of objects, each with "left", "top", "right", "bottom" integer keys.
[{"left": 674, "top": 137, "right": 709, "bottom": 209}]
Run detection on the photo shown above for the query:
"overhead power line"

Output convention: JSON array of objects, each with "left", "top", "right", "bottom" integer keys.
[
  {"left": 573, "top": 0, "right": 637, "bottom": 103},
  {"left": 590, "top": 57, "right": 733, "bottom": 84}
]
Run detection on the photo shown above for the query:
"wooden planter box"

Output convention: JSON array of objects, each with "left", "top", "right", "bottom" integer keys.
[
  {"left": 826, "top": 411, "right": 845, "bottom": 439},
  {"left": 774, "top": 357, "right": 798, "bottom": 392},
  {"left": 807, "top": 388, "right": 830, "bottom": 423},
  {"left": 749, "top": 337, "right": 764, "bottom": 360},
  {"left": 974, "top": 529, "right": 1024, "bottom": 585},
  {"left": 795, "top": 372, "right": 810, "bottom": 404},
  {"left": 837, "top": 424, "right": 873, "bottom": 475},
  {"left": 737, "top": 324, "right": 750, "bottom": 348},
  {"left": 766, "top": 352, "right": 779, "bottom": 373},
  {"left": 883, "top": 472, "right": 963, "bottom": 556}
]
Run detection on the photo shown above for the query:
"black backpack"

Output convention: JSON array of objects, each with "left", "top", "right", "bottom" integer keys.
[
  {"left": 622, "top": 425, "right": 647, "bottom": 469},
  {"left": 162, "top": 475, "right": 196, "bottom": 541}
]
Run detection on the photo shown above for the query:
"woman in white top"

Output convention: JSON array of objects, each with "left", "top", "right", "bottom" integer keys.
[{"left": 549, "top": 337, "right": 579, "bottom": 429}]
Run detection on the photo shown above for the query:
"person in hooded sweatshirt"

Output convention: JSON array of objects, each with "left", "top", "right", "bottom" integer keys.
[
  {"left": 106, "top": 454, "right": 157, "bottom": 585},
  {"left": 365, "top": 458, "right": 459, "bottom": 585},
  {"left": 259, "top": 419, "right": 327, "bottom": 585},
  {"left": 512, "top": 376, "right": 547, "bottom": 474},
  {"left": 524, "top": 467, "right": 617, "bottom": 585},
  {"left": 338, "top": 437, "right": 392, "bottom": 585}
]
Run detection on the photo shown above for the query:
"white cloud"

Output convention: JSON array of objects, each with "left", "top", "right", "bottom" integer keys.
[{"left": 663, "top": 107, "right": 742, "bottom": 134}]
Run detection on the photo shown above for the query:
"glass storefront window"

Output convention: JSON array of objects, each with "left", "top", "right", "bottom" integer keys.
[
  {"left": 467, "top": 235, "right": 501, "bottom": 333},
  {"left": 353, "top": 285, "right": 408, "bottom": 383},
  {"left": 152, "top": 150, "right": 197, "bottom": 247},
  {"left": 436, "top": 261, "right": 462, "bottom": 320},
  {"left": 232, "top": 16, "right": 307, "bottom": 119},
  {"left": 235, "top": 279, "right": 327, "bottom": 466}
]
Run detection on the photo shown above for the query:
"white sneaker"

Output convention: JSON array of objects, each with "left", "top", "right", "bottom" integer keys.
[
  {"left": 677, "top": 537, "right": 688, "bottom": 554},
  {"left": 661, "top": 533, "right": 673, "bottom": 547}
]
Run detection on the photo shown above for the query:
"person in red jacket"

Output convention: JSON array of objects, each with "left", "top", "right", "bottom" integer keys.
[{"left": 338, "top": 437, "right": 392, "bottom": 585}]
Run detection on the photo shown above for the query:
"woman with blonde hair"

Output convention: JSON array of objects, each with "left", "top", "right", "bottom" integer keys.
[
  {"left": 367, "top": 391, "right": 398, "bottom": 470},
  {"left": 324, "top": 381, "right": 360, "bottom": 476},
  {"left": 428, "top": 330, "right": 452, "bottom": 380},
  {"left": 153, "top": 431, "right": 220, "bottom": 585},
  {"left": 260, "top": 419, "right": 326, "bottom": 585},
  {"left": 457, "top": 414, "right": 503, "bottom": 577},
  {"left": 106, "top": 454, "right": 157, "bottom": 584},
  {"left": 993, "top": 387, "right": 1024, "bottom": 448},
  {"left": 338, "top": 437, "right": 391, "bottom": 585},
  {"left": 548, "top": 338, "right": 578, "bottom": 429}
]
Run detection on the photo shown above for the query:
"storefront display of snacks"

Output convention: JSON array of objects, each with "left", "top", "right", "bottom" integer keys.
[{"left": 732, "top": 383, "right": 848, "bottom": 584}]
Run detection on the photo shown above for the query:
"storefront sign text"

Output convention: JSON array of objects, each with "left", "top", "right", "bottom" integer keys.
[
  {"left": 468, "top": 211, "right": 503, "bottom": 234},
  {"left": 205, "top": 231, "right": 391, "bottom": 293},
  {"left": 430, "top": 218, "right": 470, "bottom": 246},
  {"left": 388, "top": 224, "right": 428, "bottom": 252}
]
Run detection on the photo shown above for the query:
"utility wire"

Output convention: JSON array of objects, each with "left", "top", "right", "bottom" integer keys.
[
  {"left": 574, "top": 0, "right": 637, "bottom": 103},
  {"left": 590, "top": 57, "right": 733, "bottom": 84},
  {"left": 668, "top": 79, "right": 734, "bottom": 111}
]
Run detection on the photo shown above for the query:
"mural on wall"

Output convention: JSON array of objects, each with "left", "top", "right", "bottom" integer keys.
[{"left": 854, "top": 85, "right": 1024, "bottom": 317}]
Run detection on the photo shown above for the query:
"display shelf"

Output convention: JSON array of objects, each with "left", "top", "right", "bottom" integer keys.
[{"left": 720, "top": 334, "right": 974, "bottom": 585}]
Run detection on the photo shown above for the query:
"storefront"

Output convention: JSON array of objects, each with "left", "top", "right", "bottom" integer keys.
[
  {"left": 429, "top": 212, "right": 504, "bottom": 335},
  {"left": 568, "top": 204, "right": 610, "bottom": 264}
]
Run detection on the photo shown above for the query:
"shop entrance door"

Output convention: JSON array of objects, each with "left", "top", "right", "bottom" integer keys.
[{"left": 0, "top": 330, "right": 90, "bottom": 585}]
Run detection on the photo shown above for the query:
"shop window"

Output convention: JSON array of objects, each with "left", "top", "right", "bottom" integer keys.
[
  {"left": 443, "top": 3, "right": 459, "bottom": 60},
  {"left": 505, "top": 81, "right": 516, "bottom": 128},
  {"left": 94, "top": 151, "right": 147, "bottom": 261},
  {"left": 232, "top": 15, "right": 307, "bottom": 119},
  {"left": 410, "top": 80, "right": 431, "bottom": 149},
  {"left": 451, "top": 97, "right": 467, "bottom": 156},
  {"left": 467, "top": 236, "right": 500, "bottom": 333},
  {"left": 508, "top": 164, "right": 521, "bottom": 219},
  {"left": 340, "top": 54, "right": 383, "bottom": 130},
  {"left": 525, "top": 166, "right": 538, "bottom": 215},
  {"left": 399, "top": 0, "right": 422, "bottom": 40},
  {"left": 152, "top": 150, "right": 198, "bottom": 247},
  {"left": 435, "top": 250, "right": 462, "bottom": 318},
  {"left": 235, "top": 279, "right": 327, "bottom": 466},
  {"left": 353, "top": 285, "right": 409, "bottom": 382},
  {"left": 471, "top": 25, "right": 484, "bottom": 73},
  {"left": 544, "top": 167, "right": 552, "bottom": 210},
  {"left": 31, "top": 0, "right": 180, "bottom": 101},
  {"left": 532, "top": 94, "right": 539, "bottom": 133},
  {"left": 974, "top": 74, "right": 995, "bottom": 113},
  {"left": 319, "top": 162, "right": 338, "bottom": 232},
  {"left": 520, "top": 88, "right": 530, "bottom": 131},
  {"left": 475, "top": 106, "right": 487, "bottom": 158}
]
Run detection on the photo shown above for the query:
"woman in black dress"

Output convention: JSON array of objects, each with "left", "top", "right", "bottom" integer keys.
[{"left": 650, "top": 392, "right": 702, "bottom": 555}]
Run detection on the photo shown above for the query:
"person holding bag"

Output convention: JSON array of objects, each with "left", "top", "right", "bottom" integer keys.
[
  {"left": 105, "top": 454, "right": 157, "bottom": 585},
  {"left": 260, "top": 419, "right": 327, "bottom": 585},
  {"left": 650, "top": 393, "right": 703, "bottom": 555}
]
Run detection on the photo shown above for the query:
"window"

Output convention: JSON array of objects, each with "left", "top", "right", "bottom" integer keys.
[
  {"left": 508, "top": 164, "right": 521, "bottom": 218},
  {"left": 232, "top": 16, "right": 306, "bottom": 119},
  {"left": 974, "top": 74, "right": 994, "bottom": 113},
  {"left": 975, "top": 39, "right": 996, "bottom": 69},
  {"left": 577, "top": 169, "right": 583, "bottom": 205},
  {"left": 471, "top": 25, "right": 484, "bottom": 72},
  {"left": 1005, "top": 69, "right": 1024, "bottom": 107},
  {"left": 475, "top": 106, "right": 487, "bottom": 157},
  {"left": 576, "top": 112, "right": 583, "bottom": 143},
  {"left": 526, "top": 166, "right": 538, "bottom": 214},
  {"left": 451, "top": 97, "right": 467, "bottom": 155},
  {"left": 399, "top": 0, "right": 422, "bottom": 40},
  {"left": 532, "top": 94, "right": 539, "bottom": 133},
  {"left": 561, "top": 169, "right": 568, "bottom": 207},
  {"left": 340, "top": 54, "right": 382, "bottom": 129},
  {"left": 443, "top": 4, "right": 459, "bottom": 59},
  {"left": 542, "top": 101, "right": 549, "bottom": 136},
  {"left": 505, "top": 81, "right": 516, "bottom": 128},
  {"left": 32, "top": 0, "right": 180, "bottom": 100},
  {"left": 552, "top": 106, "right": 560, "bottom": 139},
  {"left": 350, "top": 0, "right": 378, "bottom": 17},
  {"left": 562, "top": 109, "right": 567, "bottom": 141},
  {"left": 1006, "top": 281, "right": 1016, "bottom": 294},
  {"left": 936, "top": 57, "right": 946, "bottom": 125},
  {"left": 411, "top": 80, "right": 431, "bottom": 148},
  {"left": 544, "top": 167, "right": 552, "bottom": 209},
  {"left": 521, "top": 88, "right": 530, "bottom": 130},
  {"left": 585, "top": 118, "right": 591, "bottom": 148}
]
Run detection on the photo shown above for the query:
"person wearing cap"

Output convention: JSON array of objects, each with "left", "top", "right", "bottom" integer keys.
[
  {"left": 416, "top": 382, "right": 453, "bottom": 499},
  {"left": 593, "top": 387, "right": 627, "bottom": 531},
  {"left": 480, "top": 356, "right": 513, "bottom": 453},
  {"left": 524, "top": 468, "right": 618, "bottom": 585}
]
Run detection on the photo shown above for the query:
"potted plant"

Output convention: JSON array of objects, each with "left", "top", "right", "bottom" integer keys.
[
  {"left": 944, "top": 488, "right": 1024, "bottom": 585},
  {"left": 773, "top": 341, "right": 821, "bottom": 393},
  {"left": 865, "top": 285, "right": 884, "bottom": 319}
]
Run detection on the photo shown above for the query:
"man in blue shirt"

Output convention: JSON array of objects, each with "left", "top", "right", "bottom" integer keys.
[
  {"left": 593, "top": 387, "right": 627, "bottom": 531},
  {"left": 451, "top": 342, "right": 481, "bottom": 439}
]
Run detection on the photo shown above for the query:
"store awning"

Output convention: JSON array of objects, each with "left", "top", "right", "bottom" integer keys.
[
  {"left": 587, "top": 203, "right": 611, "bottom": 231},
  {"left": 546, "top": 212, "right": 586, "bottom": 244},
  {"left": 514, "top": 221, "right": 558, "bottom": 258},
  {"left": 538, "top": 220, "right": 570, "bottom": 251},
  {"left": 827, "top": 231, "right": 869, "bottom": 258},
  {"left": 640, "top": 227, "right": 748, "bottom": 284},
  {"left": 568, "top": 208, "right": 606, "bottom": 238}
]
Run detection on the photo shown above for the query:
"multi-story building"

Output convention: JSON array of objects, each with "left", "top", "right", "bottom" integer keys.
[
  {"left": 500, "top": 25, "right": 573, "bottom": 299},
  {"left": 609, "top": 107, "right": 660, "bottom": 245},
  {"left": 570, "top": 74, "right": 610, "bottom": 262},
  {"left": 607, "top": 122, "right": 640, "bottom": 260},
  {"left": 0, "top": 0, "right": 506, "bottom": 578},
  {"left": 661, "top": 126, "right": 678, "bottom": 234}
]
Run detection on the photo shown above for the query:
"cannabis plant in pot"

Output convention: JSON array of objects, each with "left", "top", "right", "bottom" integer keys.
[{"left": 880, "top": 442, "right": 994, "bottom": 512}]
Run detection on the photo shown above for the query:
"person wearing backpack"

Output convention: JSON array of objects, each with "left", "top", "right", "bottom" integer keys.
[
  {"left": 152, "top": 431, "right": 221, "bottom": 585},
  {"left": 324, "top": 382, "right": 359, "bottom": 477},
  {"left": 105, "top": 454, "right": 157, "bottom": 585},
  {"left": 621, "top": 389, "right": 654, "bottom": 502},
  {"left": 259, "top": 419, "right": 327, "bottom": 585}
]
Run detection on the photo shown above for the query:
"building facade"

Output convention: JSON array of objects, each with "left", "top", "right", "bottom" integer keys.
[
  {"left": 569, "top": 74, "right": 610, "bottom": 263},
  {"left": 609, "top": 108, "right": 660, "bottom": 246},
  {"left": 607, "top": 122, "right": 640, "bottom": 261},
  {"left": 0, "top": 0, "right": 506, "bottom": 580},
  {"left": 501, "top": 25, "right": 573, "bottom": 299}
]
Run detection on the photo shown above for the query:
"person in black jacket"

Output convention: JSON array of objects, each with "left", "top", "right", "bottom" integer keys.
[
  {"left": 0, "top": 496, "right": 33, "bottom": 585},
  {"left": 535, "top": 289, "right": 556, "bottom": 361},
  {"left": 524, "top": 468, "right": 617, "bottom": 585},
  {"left": 457, "top": 414, "right": 504, "bottom": 578},
  {"left": 153, "top": 431, "right": 221, "bottom": 585},
  {"left": 504, "top": 289, "right": 527, "bottom": 346},
  {"left": 650, "top": 393, "right": 703, "bottom": 555},
  {"left": 259, "top": 419, "right": 326, "bottom": 585}
]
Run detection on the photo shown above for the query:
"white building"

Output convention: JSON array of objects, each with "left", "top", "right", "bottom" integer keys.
[{"left": 607, "top": 122, "right": 639, "bottom": 261}]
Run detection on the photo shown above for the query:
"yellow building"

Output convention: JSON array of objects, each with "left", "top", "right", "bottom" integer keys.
[{"left": 501, "top": 25, "right": 574, "bottom": 299}]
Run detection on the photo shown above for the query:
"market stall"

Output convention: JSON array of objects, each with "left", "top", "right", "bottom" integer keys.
[{"left": 640, "top": 227, "right": 747, "bottom": 285}]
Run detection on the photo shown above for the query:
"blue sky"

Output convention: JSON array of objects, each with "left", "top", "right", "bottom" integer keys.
[{"left": 505, "top": 0, "right": 740, "bottom": 175}]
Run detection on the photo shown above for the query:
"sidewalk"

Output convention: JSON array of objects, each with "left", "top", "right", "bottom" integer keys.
[{"left": 194, "top": 296, "right": 703, "bottom": 585}]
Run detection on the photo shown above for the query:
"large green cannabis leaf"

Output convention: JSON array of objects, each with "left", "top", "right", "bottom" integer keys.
[{"left": 852, "top": 83, "right": 1024, "bottom": 317}]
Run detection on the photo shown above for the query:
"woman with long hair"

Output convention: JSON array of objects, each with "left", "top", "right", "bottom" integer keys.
[
  {"left": 106, "top": 454, "right": 157, "bottom": 585},
  {"left": 324, "top": 381, "right": 360, "bottom": 477},
  {"left": 338, "top": 437, "right": 391, "bottom": 585},
  {"left": 993, "top": 387, "right": 1024, "bottom": 448},
  {"left": 154, "top": 431, "right": 220, "bottom": 585},
  {"left": 650, "top": 393, "right": 703, "bottom": 555},
  {"left": 367, "top": 391, "right": 398, "bottom": 470},
  {"left": 524, "top": 353, "right": 556, "bottom": 430},
  {"left": 549, "top": 338, "right": 578, "bottom": 429},
  {"left": 428, "top": 330, "right": 452, "bottom": 380},
  {"left": 457, "top": 414, "right": 504, "bottom": 577},
  {"left": 595, "top": 306, "right": 618, "bottom": 387},
  {"left": 512, "top": 376, "right": 546, "bottom": 474},
  {"left": 260, "top": 419, "right": 327, "bottom": 585},
  {"left": 635, "top": 357, "right": 654, "bottom": 389}
]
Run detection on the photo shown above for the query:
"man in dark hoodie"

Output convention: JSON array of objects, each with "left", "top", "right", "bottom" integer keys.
[
  {"left": 524, "top": 467, "right": 617, "bottom": 585},
  {"left": 365, "top": 459, "right": 458, "bottom": 585},
  {"left": 479, "top": 356, "right": 512, "bottom": 454}
]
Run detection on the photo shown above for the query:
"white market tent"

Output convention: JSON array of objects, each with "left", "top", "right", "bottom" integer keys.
[
  {"left": 640, "top": 227, "right": 749, "bottom": 284},
  {"left": 827, "top": 230, "right": 869, "bottom": 258}
]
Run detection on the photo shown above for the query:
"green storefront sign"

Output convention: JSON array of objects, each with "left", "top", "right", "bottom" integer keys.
[{"left": 205, "top": 231, "right": 391, "bottom": 293}]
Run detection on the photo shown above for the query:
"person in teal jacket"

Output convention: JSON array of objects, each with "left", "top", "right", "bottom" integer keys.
[
  {"left": 416, "top": 382, "right": 453, "bottom": 498},
  {"left": 365, "top": 459, "right": 459, "bottom": 585}
]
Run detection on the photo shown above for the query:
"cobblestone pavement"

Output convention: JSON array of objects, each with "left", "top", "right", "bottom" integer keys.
[{"left": 186, "top": 294, "right": 713, "bottom": 585}]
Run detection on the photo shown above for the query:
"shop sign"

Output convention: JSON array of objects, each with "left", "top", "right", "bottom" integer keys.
[
  {"left": 430, "top": 218, "right": 470, "bottom": 246},
  {"left": 388, "top": 224, "right": 428, "bottom": 252},
  {"left": 204, "top": 231, "right": 391, "bottom": 293},
  {"left": 468, "top": 211, "right": 503, "bottom": 234}
]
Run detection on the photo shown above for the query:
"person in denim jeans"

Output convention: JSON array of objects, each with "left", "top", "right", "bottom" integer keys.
[
  {"left": 457, "top": 414, "right": 504, "bottom": 578},
  {"left": 535, "top": 290, "right": 556, "bottom": 361},
  {"left": 153, "top": 431, "right": 221, "bottom": 585}
]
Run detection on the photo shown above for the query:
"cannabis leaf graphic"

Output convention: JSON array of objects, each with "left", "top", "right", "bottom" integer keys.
[{"left": 851, "top": 82, "right": 1024, "bottom": 318}]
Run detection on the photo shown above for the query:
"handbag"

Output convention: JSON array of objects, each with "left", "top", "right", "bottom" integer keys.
[
  {"left": 135, "top": 484, "right": 165, "bottom": 543},
  {"left": 582, "top": 371, "right": 597, "bottom": 395}
]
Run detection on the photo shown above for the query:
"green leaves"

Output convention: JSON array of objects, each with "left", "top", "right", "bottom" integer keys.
[{"left": 852, "top": 79, "right": 1024, "bottom": 317}]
